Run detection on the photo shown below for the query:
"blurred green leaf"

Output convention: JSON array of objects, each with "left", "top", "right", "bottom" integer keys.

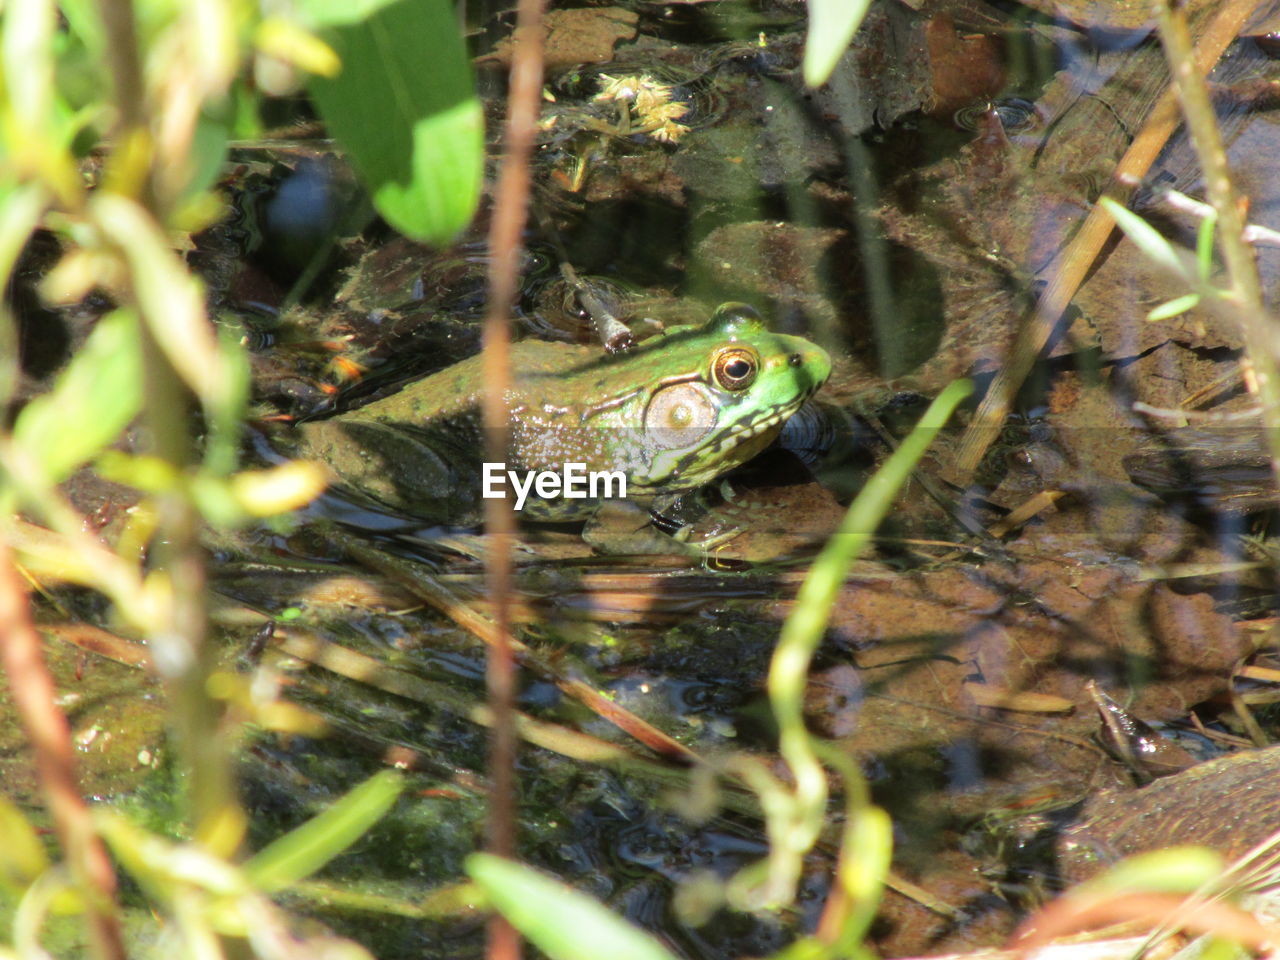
[
  {"left": 56, "top": 0, "right": 107, "bottom": 57},
  {"left": 803, "top": 0, "right": 872, "bottom": 87},
  {"left": 255, "top": 17, "right": 341, "bottom": 76},
  {"left": 1084, "top": 846, "right": 1224, "bottom": 895},
  {"left": 0, "top": 794, "right": 51, "bottom": 895},
  {"left": 184, "top": 115, "right": 230, "bottom": 211},
  {"left": 1100, "top": 196, "right": 1188, "bottom": 278},
  {"left": 1195, "top": 207, "right": 1218, "bottom": 278},
  {"left": 467, "top": 854, "right": 681, "bottom": 960},
  {"left": 304, "top": 0, "right": 482, "bottom": 244},
  {"left": 298, "top": 0, "right": 404, "bottom": 28},
  {"left": 244, "top": 770, "right": 403, "bottom": 893},
  {"left": 97, "top": 810, "right": 247, "bottom": 909},
  {"left": 1146, "top": 293, "right": 1201, "bottom": 322},
  {"left": 12, "top": 309, "right": 143, "bottom": 484},
  {"left": 90, "top": 193, "right": 227, "bottom": 412}
]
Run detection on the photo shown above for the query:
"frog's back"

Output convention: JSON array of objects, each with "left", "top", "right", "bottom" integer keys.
[
  {"left": 351, "top": 339, "right": 601, "bottom": 427},
  {"left": 290, "top": 339, "right": 602, "bottom": 522}
]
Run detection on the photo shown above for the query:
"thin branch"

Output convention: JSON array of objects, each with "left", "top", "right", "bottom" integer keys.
[
  {"left": 97, "top": 0, "right": 238, "bottom": 846},
  {"left": 482, "top": 1, "right": 547, "bottom": 958},
  {"left": 0, "top": 543, "right": 126, "bottom": 960}
]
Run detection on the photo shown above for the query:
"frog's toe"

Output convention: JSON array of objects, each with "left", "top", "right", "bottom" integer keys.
[{"left": 686, "top": 524, "right": 745, "bottom": 550}]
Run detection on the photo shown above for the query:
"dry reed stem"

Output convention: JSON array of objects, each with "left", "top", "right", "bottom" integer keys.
[
  {"left": 0, "top": 542, "right": 126, "bottom": 960},
  {"left": 482, "top": 1, "right": 548, "bottom": 957},
  {"left": 947, "top": 0, "right": 1264, "bottom": 483}
]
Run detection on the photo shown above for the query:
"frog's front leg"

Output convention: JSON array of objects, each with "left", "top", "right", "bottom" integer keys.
[
  {"left": 581, "top": 498, "right": 705, "bottom": 557},
  {"left": 582, "top": 496, "right": 745, "bottom": 557}
]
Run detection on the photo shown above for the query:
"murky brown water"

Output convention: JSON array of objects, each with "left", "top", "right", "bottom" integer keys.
[{"left": 13, "top": 2, "right": 1280, "bottom": 957}]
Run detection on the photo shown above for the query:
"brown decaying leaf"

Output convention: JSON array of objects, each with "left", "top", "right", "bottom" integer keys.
[
  {"left": 791, "top": 560, "right": 1248, "bottom": 779},
  {"left": 477, "top": 8, "right": 638, "bottom": 71}
]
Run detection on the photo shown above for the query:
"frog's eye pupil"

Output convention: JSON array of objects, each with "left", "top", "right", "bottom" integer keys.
[{"left": 726, "top": 359, "right": 750, "bottom": 378}]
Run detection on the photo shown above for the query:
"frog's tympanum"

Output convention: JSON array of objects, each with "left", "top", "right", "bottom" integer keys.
[{"left": 290, "top": 303, "right": 831, "bottom": 553}]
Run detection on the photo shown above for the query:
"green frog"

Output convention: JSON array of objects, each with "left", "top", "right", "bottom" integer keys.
[{"left": 290, "top": 303, "right": 831, "bottom": 554}]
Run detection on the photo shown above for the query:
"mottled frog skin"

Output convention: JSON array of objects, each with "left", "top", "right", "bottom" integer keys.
[{"left": 292, "top": 303, "right": 831, "bottom": 552}]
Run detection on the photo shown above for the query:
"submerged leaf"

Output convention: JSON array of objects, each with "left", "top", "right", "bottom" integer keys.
[{"left": 304, "top": 0, "right": 482, "bottom": 245}]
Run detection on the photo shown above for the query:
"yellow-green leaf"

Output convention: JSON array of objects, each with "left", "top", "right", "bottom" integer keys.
[
  {"left": 244, "top": 770, "right": 403, "bottom": 893},
  {"left": 304, "top": 0, "right": 482, "bottom": 245},
  {"left": 12, "top": 309, "right": 143, "bottom": 484},
  {"left": 467, "top": 854, "right": 681, "bottom": 960}
]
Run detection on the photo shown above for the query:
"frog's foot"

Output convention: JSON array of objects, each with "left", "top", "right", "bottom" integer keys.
[
  {"left": 582, "top": 499, "right": 701, "bottom": 557},
  {"left": 672, "top": 521, "right": 745, "bottom": 552},
  {"left": 653, "top": 489, "right": 746, "bottom": 551},
  {"left": 583, "top": 499, "right": 747, "bottom": 558}
]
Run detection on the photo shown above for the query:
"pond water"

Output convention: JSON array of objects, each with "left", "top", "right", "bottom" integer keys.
[{"left": 13, "top": 1, "right": 1280, "bottom": 958}]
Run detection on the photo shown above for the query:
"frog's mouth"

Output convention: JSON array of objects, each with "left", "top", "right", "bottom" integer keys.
[{"left": 713, "top": 396, "right": 807, "bottom": 449}]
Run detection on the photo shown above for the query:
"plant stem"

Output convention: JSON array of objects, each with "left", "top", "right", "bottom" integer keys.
[
  {"left": 97, "top": 0, "right": 239, "bottom": 848},
  {"left": 482, "top": 0, "right": 546, "bottom": 958},
  {"left": 947, "top": 0, "right": 1262, "bottom": 483},
  {"left": 1153, "top": 0, "right": 1280, "bottom": 486},
  {"left": 0, "top": 542, "right": 126, "bottom": 960},
  {"left": 138, "top": 326, "right": 238, "bottom": 844}
]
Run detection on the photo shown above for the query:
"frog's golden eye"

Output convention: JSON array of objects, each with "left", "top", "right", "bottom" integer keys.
[{"left": 712, "top": 347, "right": 758, "bottom": 391}]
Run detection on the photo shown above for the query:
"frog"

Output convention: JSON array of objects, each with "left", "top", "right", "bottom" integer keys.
[{"left": 288, "top": 302, "right": 831, "bottom": 554}]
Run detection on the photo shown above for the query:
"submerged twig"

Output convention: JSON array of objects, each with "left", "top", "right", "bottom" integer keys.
[
  {"left": 947, "top": 0, "right": 1263, "bottom": 483},
  {"left": 560, "top": 261, "right": 633, "bottom": 352},
  {"left": 1155, "top": 187, "right": 1280, "bottom": 247},
  {"left": 325, "top": 527, "right": 699, "bottom": 764}
]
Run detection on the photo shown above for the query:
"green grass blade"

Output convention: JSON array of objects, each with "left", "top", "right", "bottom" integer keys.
[
  {"left": 467, "top": 854, "right": 681, "bottom": 960},
  {"left": 762, "top": 378, "right": 972, "bottom": 905},
  {"left": 244, "top": 770, "right": 403, "bottom": 893},
  {"left": 1100, "top": 196, "right": 1187, "bottom": 277},
  {"left": 803, "top": 0, "right": 873, "bottom": 87}
]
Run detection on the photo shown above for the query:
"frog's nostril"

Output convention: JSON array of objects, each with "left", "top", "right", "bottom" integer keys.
[{"left": 788, "top": 353, "right": 802, "bottom": 367}]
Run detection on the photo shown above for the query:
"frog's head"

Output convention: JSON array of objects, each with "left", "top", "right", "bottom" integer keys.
[{"left": 635, "top": 302, "right": 831, "bottom": 490}]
